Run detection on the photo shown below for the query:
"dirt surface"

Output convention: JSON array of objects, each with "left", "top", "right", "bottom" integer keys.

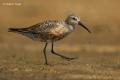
[{"left": 0, "top": 43, "right": 120, "bottom": 80}]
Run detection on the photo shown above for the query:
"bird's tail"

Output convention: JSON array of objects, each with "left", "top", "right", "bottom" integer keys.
[
  {"left": 8, "top": 27, "right": 28, "bottom": 33},
  {"left": 8, "top": 28, "right": 19, "bottom": 32}
]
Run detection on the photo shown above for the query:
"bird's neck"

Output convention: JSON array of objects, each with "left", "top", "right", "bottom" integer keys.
[
  {"left": 64, "top": 21, "right": 75, "bottom": 30},
  {"left": 64, "top": 24, "right": 75, "bottom": 32}
]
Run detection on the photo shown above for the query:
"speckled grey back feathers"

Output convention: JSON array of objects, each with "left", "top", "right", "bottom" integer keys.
[{"left": 28, "top": 20, "right": 63, "bottom": 33}]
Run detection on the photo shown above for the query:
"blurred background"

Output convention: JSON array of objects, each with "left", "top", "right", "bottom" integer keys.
[
  {"left": 0, "top": 0, "right": 120, "bottom": 80},
  {"left": 0, "top": 0, "right": 120, "bottom": 44}
]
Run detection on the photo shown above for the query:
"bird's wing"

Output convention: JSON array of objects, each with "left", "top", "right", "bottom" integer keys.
[{"left": 26, "top": 20, "right": 61, "bottom": 34}]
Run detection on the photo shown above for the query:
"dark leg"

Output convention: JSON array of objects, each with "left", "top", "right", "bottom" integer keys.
[
  {"left": 51, "top": 42, "right": 77, "bottom": 61},
  {"left": 43, "top": 42, "right": 48, "bottom": 65}
]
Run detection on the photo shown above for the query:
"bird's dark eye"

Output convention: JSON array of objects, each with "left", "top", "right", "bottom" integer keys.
[{"left": 72, "top": 17, "right": 77, "bottom": 20}]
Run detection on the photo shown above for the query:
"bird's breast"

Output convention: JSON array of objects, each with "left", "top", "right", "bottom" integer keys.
[{"left": 50, "top": 24, "right": 72, "bottom": 36}]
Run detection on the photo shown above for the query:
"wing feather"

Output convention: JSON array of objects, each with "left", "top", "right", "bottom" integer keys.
[{"left": 27, "top": 20, "right": 61, "bottom": 34}]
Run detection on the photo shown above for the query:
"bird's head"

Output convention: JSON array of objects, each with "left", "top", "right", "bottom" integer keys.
[{"left": 65, "top": 14, "right": 91, "bottom": 33}]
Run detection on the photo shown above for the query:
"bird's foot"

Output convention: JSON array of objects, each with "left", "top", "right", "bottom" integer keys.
[{"left": 62, "top": 57, "right": 78, "bottom": 61}]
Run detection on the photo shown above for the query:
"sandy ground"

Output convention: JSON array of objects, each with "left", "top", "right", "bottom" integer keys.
[{"left": 0, "top": 43, "right": 120, "bottom": 80}]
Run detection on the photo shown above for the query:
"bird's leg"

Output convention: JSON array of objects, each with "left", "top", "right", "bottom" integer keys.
[
  {"left": 51, "top": 42, "right": 77, "bottom": 61},
  {"left": 43, "top": 42, "right": 49, "bottom": 65}
]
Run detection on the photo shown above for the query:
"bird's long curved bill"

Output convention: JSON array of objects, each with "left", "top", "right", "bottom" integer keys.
[{"left": 78, "top": 21, "right": 91, "bottom": 33}]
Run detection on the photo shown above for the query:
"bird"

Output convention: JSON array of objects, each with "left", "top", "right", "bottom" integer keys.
[{"left": 8, "top": 14, "right": 91, "bottom": 65}]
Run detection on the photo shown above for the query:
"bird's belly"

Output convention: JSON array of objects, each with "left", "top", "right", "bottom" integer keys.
[
  {"left": 34, "top": 27, "right": 70, "bottom": 42},
  {"left": 30, "top": 26, "right": 73, "bottom": 42},
  {"left": 34, "top": 33, "right": 67, "bottom": 42}
]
